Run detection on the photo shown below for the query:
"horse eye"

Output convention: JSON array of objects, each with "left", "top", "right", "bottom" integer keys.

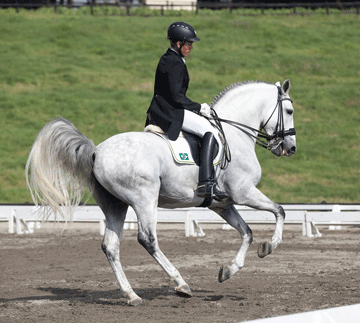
[{"left": 286, "top": 109, "right": 293, "bottom": 115}]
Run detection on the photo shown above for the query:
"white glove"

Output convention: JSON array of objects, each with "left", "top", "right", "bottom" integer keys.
[{"left": 200, "top": 103, "right": 211, "bottom": 118}]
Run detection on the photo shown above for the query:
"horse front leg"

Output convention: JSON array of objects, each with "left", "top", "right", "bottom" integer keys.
[
  {"left": 257, "top": 205, "right": 285, "bottom": 258},
  {"left": 242, "top": 186, "right": 285, "bottom": 258},
  {"left": 212, "top": 205, "right": 253, "bottom": 282}
]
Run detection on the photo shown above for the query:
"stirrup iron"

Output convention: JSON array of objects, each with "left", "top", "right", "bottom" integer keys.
[{"left": 197, "top": 182, "right": 228, "bottom": 201}]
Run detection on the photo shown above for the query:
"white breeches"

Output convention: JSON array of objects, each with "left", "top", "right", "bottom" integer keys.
[{"left": 182, "top": 110, "right": 219, "bottom": 141}]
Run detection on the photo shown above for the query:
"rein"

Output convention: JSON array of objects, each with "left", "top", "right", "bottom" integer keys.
[{"left": 210, "top": 86, "right": 296, "bottom": 169}]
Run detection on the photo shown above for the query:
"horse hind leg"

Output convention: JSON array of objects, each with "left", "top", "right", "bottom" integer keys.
[
  {"left": 134, "top": 203, "right": 192, "bottom": 298},
  {"left": 93, "top": 183, "right": 142, "bottom": 306},
  {"left": 101, "top": 218, "right": 142, "bottom": 306},
  {"left": 212, "top": 205, "right": 253, "bottom": 282}
]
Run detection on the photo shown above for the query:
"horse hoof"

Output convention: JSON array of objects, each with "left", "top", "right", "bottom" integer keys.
[
  {"left": 175, "top": 284, "right": 192, "bottom": 298},
  {"left": 257, "top": 241, "right": 272, "bottom": 258},
  {"left": 218, "top": 265, "right": 231, "bottom": 283},
  {"left": 127, "top": 297, "right": 142, "bottom": 306}
]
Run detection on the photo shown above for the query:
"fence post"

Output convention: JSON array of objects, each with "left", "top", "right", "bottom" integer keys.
[
  {"left": 293, "top": 6, "right": 296, "bottom": 14},
  {"left": 161, "top": 5, "right": 164, "bottom": 16},
  {"left": 185, "top": 211, "right": 191, "bottom": 237},
  {"left": 8, "top": 209, "right": 15, "bottom": 234},
  {"left": 126, "top": 4, "right": 130, "bottom": 15},
  {"left": 196, "top": 1, "right": 199, "bottom": 14},
  {"left": 15, "top": 211, "right": 22, "bottom": 234},
  {"left": 302, "top": 211, "right": 306, "bottom": 236},
  {"left": 91, "top": 1, "right": 93, "bottom": 15},
  {"left": 99, "top": 219, "right": 105, "bottom": 235}
]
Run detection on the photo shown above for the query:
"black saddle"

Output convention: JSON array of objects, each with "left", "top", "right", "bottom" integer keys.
[{"left": 182, "top": 131, "right": 219, "bottom": 167}]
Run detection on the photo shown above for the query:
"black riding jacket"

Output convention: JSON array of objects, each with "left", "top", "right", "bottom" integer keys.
[{"left": 146, "top": 48, "right": 201, "bottom": 141}]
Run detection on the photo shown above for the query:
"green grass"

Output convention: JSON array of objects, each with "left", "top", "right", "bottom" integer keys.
[{"left": 0, "top": 8, "right": 359, "bottom": 204}]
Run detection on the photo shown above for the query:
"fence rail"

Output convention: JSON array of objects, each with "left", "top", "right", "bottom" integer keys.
[
  {"left": 1, "top": 204, "right": 360, "bottom": 237},
  {"left": 1, "top": 1, "right": 359, "bottom": 15}
]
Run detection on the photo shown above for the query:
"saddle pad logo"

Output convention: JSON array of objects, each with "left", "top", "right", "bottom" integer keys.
[{"left": 179, "top": 153, "right": 189, "bottom": 161}]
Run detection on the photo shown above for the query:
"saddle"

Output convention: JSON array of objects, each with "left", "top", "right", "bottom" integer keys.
[{"left": 144, "top": 125, "right": 223, "bottom": 167}]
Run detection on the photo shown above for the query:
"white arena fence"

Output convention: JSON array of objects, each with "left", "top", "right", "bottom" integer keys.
[
  {"left": 239, "top": 303, "right": 360, "bottom": 323},
  {"left": 0, "top": 204, "right": 359, "bottom": 237},
  {"left": 240, "top": 304, "right": 360, "bottom": 323}
]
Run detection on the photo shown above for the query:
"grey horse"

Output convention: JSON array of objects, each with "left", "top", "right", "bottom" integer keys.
[{"left": 26, "top": 80, "right": 296, "bottom": 306}]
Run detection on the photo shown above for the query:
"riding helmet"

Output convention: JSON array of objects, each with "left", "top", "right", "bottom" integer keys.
[{"left": 167, "top": 22, "right": 200, "bottom": 43}]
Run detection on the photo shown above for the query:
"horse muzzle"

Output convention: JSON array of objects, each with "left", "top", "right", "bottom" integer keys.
[
  {"left": 269, "top": 128, "right": 296, "bottom": 157},
  {"left": 270, "top": 138, "right": 296, "bottom": 157}
]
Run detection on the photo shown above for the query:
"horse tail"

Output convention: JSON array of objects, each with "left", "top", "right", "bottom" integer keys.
[{"left": 25, "top": 117, "right": 96, "bottom": 221}]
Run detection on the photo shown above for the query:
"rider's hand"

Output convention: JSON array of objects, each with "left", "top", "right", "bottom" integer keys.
[{"left": 200, "top": 103, "right": 211, "bottom": 118}]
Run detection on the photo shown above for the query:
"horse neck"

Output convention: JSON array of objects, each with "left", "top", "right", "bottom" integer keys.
[{"left": 213, "top": 83, "right": 276, "bottom": 131}]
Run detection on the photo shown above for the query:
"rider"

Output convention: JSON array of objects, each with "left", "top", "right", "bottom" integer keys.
[{"left": 145, "top": 21, "right": 228, "bottom": 201}]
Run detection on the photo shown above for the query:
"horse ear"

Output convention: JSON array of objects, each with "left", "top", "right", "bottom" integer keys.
[
  {"left": 275, "top": 81, "right": 281, "bottom": 87},
  {"left": 282, "top": 79, "right": 291, "bottom": 94}
]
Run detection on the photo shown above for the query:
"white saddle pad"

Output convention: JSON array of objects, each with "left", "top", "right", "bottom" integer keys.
[{"left": 144, "top": 125, "right": 223, "bottom": 166}]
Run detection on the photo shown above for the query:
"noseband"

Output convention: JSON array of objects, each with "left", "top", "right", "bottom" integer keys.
[{"left": 210, "top": 86, "right": 296, "bottom": 169}]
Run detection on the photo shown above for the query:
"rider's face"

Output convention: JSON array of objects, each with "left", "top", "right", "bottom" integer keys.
[{"left": 177, "top": 41, "right": 193, "bottom": 57}]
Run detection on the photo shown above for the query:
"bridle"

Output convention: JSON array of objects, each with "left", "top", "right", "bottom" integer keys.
[{"left": 210, "top": 86, "right": 296, "bottom": 169}]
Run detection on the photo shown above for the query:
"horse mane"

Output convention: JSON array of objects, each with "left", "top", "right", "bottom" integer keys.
[{"left": 211, "top": 80, "right": 273, "bottom": 107}]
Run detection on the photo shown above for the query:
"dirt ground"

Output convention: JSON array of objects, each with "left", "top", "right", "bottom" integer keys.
[{"left": 0, "top": 222, "right": 359, "bottom": 323}]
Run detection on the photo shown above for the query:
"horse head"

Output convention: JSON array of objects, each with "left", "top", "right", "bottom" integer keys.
[{"left": 262, "top": 80, "right": 297, "bottom": 157}]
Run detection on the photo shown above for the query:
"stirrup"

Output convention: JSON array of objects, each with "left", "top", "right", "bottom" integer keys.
[{"left": 196, "top": 183, "right": 229, "bottom": 201}]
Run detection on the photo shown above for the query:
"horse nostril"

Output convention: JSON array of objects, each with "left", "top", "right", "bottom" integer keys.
[{"left": 290, "top": 146, "right": 296, "bottom": 154}]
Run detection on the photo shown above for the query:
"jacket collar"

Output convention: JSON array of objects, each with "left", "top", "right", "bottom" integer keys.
[{"left": 168, "top": 47, "right": 186, "bottom": 64}]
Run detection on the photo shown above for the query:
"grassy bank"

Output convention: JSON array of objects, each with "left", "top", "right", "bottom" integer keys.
[{"left": 0, "top": 8, "right": 359, "bottom": 203}]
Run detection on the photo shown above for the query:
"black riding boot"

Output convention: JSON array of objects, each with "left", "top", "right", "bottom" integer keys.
[{"left": 196, "top": 132, "right": 229, "bottom": 201}]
